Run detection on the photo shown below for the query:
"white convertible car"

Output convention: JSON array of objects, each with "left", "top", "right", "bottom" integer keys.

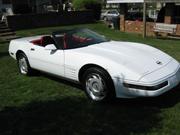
[{"left": 9, "top": 28, "right": 180, "bottom": 102}]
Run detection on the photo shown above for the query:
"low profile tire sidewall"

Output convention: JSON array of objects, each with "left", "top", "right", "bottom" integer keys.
[
  {"left": 82, "top": 68, "right": 115, "bottom": 102},
  {"left": 17, "top": 53, "right": 31, "bottom": 75}
]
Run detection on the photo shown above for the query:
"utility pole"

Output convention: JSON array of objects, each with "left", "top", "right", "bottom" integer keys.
[{"left": 143, "top": 2, "right": 147, "bottom": 38}]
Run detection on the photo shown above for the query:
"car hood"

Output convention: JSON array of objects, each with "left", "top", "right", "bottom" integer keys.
[{"left": 77, "top": 41, "right": 172, "bottom": 80}]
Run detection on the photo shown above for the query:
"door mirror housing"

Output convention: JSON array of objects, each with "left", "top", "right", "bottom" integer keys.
[{"left": 45, "top": 44, "right": 57, "bottom": 51}]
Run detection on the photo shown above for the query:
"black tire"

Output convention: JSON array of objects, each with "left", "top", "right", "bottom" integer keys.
[
  {"left": 17, "top": 53, "right": 34, "bottom": 76},
  {"left": 82, "top": 67, "right": 115, "bottom": 102}
]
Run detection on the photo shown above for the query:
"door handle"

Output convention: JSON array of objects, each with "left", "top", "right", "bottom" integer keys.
[{"left": 30, "top": 48, "right": 35, "bottom": 51}]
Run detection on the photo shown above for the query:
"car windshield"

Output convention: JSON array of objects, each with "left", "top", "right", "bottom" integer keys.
[
  {"left": 108, "top": 10, "right": 118, "bottom": 14},
  {"left": 54, "top": 29, "right": 108, "bottom": 49}
]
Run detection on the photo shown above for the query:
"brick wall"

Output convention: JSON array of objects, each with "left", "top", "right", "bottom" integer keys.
[
  {"left": 125, "top": 21, "right": 155, "bottom": 36},
  {"left": 176, "top": 25, "right": 180, "bottom": 36},
  {"left": 124, "top": 20, "right": 180, "bottom": 37}
]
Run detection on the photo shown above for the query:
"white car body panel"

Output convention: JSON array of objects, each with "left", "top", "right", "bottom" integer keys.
[
  {"left": 9, "top": 35, "right": 180, "bottom": 98},
  {"left": 28, "top": 45, "right": 64, "bottom": 76},
  {"left": 101, "top": 10, "right": 120, "bottom": 19}
]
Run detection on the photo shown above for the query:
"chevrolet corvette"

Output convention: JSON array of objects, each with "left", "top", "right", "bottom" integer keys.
[{"left": 9, "top": 28, "right": 180, "bottom": 102}]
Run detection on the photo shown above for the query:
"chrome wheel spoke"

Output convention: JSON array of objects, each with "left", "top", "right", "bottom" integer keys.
[
  {"left": 19, "top": 57, "right": 28, "bottom": 74},
  {"left": 86, "top": 74, "right": 107, "bottom": 101}
]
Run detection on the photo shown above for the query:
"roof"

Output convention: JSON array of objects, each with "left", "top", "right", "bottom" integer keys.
[{"left": 107, "top": 0, "right": 180, "bottom": 3}]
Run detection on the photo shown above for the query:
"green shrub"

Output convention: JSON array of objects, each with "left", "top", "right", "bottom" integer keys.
[
  {"left": 73, "top": 0, "right": 102, "bottom": 20},
  {"left": 73, "top": 0, "right": 101, "bottom": 10}
]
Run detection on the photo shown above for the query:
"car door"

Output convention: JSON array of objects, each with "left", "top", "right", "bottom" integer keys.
[
  {"left": 28, "top": 40, "right": 64, "bottom": 77},
  {"left": 109, "top": 10, "right": 119, "bottom": 17}
]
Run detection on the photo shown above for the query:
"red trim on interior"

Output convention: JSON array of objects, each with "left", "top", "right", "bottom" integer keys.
[
  {"left": 72, "top": 35, "right": 92, "bottom": 43},
  {"left": 30, "top": 38, "right": 43, "bottom": 46},
  {"left": 64, "top": 34, "right": 67, "bottom": 49}
]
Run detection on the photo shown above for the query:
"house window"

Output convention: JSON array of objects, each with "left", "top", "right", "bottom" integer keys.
[{"left": 2, "top": 0, "right": 11, "bottom": 4}]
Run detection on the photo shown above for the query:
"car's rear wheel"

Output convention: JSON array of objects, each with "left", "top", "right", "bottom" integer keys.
[
  {"left": 17, "top": 53, "right": 34, "bottom": 76},
  {"left": 82, "top": 67, "right": 115, "bottom": 102}
]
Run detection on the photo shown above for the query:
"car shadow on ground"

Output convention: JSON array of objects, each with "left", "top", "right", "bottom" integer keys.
[
  {"left": 44, "top": 73, "right": 180, "bottom": 109},
  {"left": 0, "top": 98, "right": 162, "bottom": 135},
  {"left": 0, "top": 73, "right": 179, "bottom": 135}
]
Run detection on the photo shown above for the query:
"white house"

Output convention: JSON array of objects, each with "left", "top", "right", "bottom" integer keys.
[
  {"left": 0, "top": 0, "right": 13, "bottom": 12},
  {"left": 0, "top": 0, "right": 63, "bottom": 14}
]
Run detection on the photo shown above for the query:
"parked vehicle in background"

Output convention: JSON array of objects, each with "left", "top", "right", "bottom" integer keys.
[
  {"left": 148, "top": 10, "right": 158, "bottom": 20},
  {"left": 157, "top": 5, "right": 180, "bottom": 24},
  {"left": 101, "top": 10, "right": 120, "bottom": 21},
  {"left": 126, "top": 12, "right": 154, "bottom": 22}
]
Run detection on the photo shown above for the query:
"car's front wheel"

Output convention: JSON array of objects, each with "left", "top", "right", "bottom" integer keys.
[
  {"left": 17, "top": 53, "right": 34, "bottom": 76},
  {"left": 82, "top": 67, "right": 115, "bottom": 102}
]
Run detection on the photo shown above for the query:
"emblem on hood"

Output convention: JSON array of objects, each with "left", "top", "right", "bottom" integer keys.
[{"left": 156, "top": 61, "right": 163, "bottom": 65}]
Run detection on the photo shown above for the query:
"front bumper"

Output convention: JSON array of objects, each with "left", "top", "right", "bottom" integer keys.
[{"left": 113, "top": 66, "right": 180, "bottom": 98}]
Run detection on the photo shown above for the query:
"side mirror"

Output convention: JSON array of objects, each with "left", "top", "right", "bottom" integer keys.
[{"left": 45, "top": 44, "right": 57, "bottom": 51}]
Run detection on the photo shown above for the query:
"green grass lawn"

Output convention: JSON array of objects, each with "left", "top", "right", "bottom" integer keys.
[{"left": 0, "top": 23, "right": 180, "bottom": 135}]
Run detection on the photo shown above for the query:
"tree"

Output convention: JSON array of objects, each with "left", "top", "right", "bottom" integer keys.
[{"left": 73, "top": 0, "right": 102, "bottom": 20}]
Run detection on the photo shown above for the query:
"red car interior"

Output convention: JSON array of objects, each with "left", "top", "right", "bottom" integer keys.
[
  {"left": 30, "top": 38, "right": 43, "bottom": 46},
  {"left": 63, "top": 34, "right": 68, "bottom": 49},
  {"left": 30, "top": 36, "right": 55, "bottom": 47},
  {"left": 72, "top": 35, "right": 92, "bottom": 43},
  {"left": 30, "top": 35, "right": 92, "bottom": 49}
]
